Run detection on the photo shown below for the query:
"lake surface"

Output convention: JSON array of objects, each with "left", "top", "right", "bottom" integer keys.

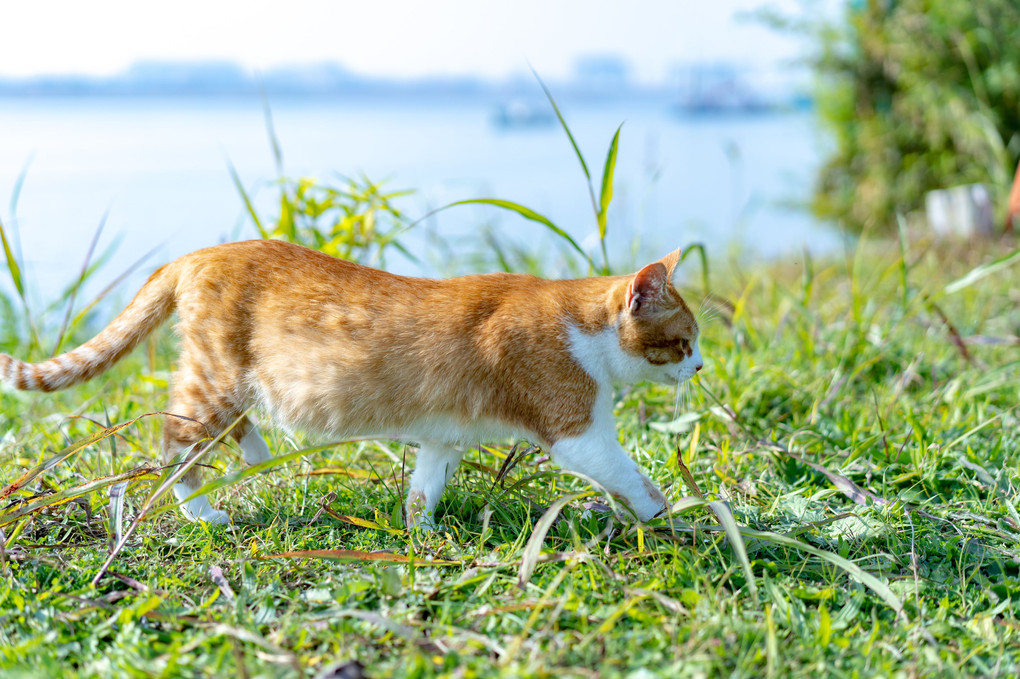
[{"left": 0, "top": 96, "right": 839, "bottom": 306}]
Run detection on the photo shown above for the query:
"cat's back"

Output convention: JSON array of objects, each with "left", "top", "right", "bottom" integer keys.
[
  {"left": 170, "top": 240, "right": 618, "bottom": 441},
  {"left": 180, "top": 239, "right": 541, "bottom": 292},
  {"left": 178, "top": 239, "right": 567, "bottom": 321},
  {"left": 175, "top": 239, "right": 621, "bottom": 333},
  {"left": 176, "top": 239, "right": 395, "bottom": 290}
]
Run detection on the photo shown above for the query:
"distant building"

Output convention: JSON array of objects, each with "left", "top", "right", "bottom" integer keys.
[
  {"left": 124, "top": 60, "right": 253, "bottom": 94},
  {"left": 573, "top": 56, "right": 631, "bottom": 95},
  {"left": 262, "top": 63, "right": 356, "bottom": 95},
  {"left": 671, "top": 62, "right": 769, "bottom": 114}
]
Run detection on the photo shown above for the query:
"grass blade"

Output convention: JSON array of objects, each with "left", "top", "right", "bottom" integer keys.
[
  {"left": 53, "top": 210, "right": 108, "bottom": 355},
  {"left": 260, "top": 86, "right": 284, "bottom": 178},
  {"left": 518, "top": 491, "right": 590, "bottom": 588},
  {"left": 66, "top": 245, "right": 160, "bottom": 332},
  {"left": 226, "top": 157, "right": 267, "bottom": 238},
  {"left": 596, "top": 124, "right": 623, "bottom": 274},
  {"left": 927, "top": 301, "right": 974, "bottom": 363},
  {"left": 530, "top": 66, "right": 594, "bottom": 198},
  {"left": 707, "top": 500, "right": 757, "bottom": 596},
  {"left": 7, "top": 154, "right": 32, "bottom": 263},
  {"left": 895, "top": 213, "right": 910, "bottom": 311},
  {"left": 332, "top": 513, "right": 404, "bottom": 535},
  {"left": 0, "top": 215, "right": 25, "bottom": 302},
  {"left": 680, "top": 242, "right": 710, "bottom": 294},
  {"left": 669, "top": 495, "right": 709, "bottom": 515},
  {"left": 945, "top": 246, "right": 1020, "bottom": 294},
  {"left": 156, "top": 438, "right": 386, "bottom": 522},
  {"left": 675, "top": 445, "right": 704, "bottom": 498},
  {"left": 299, "top": 467, "right": 378, "bottom": 479},
  {"left": 261, "top": 549, "right": 460, "bottom": 565},
  {"left": 107, "top": 480, "right": 129, "bottom": 554},
  {"left": 449, "top": 198, "right": 597, "bottom": 272},
  {"left": 0, "top": 416, "right": 155, "bottom": 504},
  {"left": 739, "top": 526, "right": 903, "bottom": 614},
  {"left": 91, "top": 413, "right": 248, "bottom": 586},
  {"left": 598, "top": 125, "right": 622, "bottom": 240},
  {"left": 664, "top": 495, "right": 902, "bottom": 612},
  {"left": 771, "top": 443, "right": 891, "bottom": 508},
  {"left": 170, "top": 443, "right": 342, "bottom": 511},
  {"left": 0, "top": 467, "right": 155, "bottom": 528},
  {"left": 0, "top": 214, "right": 36, "bottom": 349}
]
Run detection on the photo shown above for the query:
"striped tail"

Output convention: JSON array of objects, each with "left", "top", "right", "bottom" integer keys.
[{"left": 0, "top": 263, "right": 178, "bottom": 393}]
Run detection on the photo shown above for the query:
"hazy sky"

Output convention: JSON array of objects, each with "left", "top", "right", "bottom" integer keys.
[{"left": 0, "top": 0, "right": 812, "bottom": 83}]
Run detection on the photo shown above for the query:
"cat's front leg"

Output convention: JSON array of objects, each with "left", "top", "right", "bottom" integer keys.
[
  {"left": 406, "top": 442, "right": 465, "bottom": 530},
  {"left": 550, "top": 427, "right": 667, "bottom": 522}
]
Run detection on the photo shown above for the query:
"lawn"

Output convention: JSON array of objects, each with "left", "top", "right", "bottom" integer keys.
[{"left": 1, "top": 232, "right": 1018, "bottom": 678}]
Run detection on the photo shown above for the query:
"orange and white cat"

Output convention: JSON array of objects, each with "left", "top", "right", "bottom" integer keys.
[{"left": 1, "top": 240, "right": 702, "bottom": 526}]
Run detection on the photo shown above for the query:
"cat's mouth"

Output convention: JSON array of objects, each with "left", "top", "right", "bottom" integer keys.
[
  {"left": 650, "top": 367, "right": 694, "bottom": 386},
  {"left": 668, "top": 364, "right": 702, "bottom": 384}
]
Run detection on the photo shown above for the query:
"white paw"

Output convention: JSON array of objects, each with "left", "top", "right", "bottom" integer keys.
[
  {"left": 175, "top": 484, "right": 230, "bottom": 524},
  {"left": 201, "top": 508, "right": 231, "bottom": 525},
  {"left": 406, "top": 508, "right": 444, "bottom": 533},
  {"left": 180, "top": 503, "right": 230, "bottom": 525}
]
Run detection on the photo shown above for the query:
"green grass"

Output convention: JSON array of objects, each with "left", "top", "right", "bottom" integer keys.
[{"left": 1, "top": 231, "right": 1019, "bottom": 678}]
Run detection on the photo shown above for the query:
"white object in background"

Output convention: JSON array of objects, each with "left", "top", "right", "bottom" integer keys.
[{"left": 925, "top": 183, "right": 994, "bottom": 237}]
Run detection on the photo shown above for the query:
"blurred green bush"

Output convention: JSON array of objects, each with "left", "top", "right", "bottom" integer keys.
[
  {"left": 798, "top": 0, "right": 1020, "bottom": 233},
  {"left": 265, "top": 175, "right": 412, "bottom": 267}
]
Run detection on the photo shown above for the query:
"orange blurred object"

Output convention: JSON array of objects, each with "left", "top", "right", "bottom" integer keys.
[{"left": 1008, "top": 161, "right": 1020, "bottom": 233}]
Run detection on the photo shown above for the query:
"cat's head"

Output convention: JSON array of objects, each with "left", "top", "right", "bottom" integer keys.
[{"left": 617, "top": 249, "right": 703, "bottom": 385}]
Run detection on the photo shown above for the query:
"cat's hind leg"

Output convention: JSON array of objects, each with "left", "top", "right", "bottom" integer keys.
[
  {"left": 165, "top": 421, "right": 231, "bottom": 525},
  {"left": 162, "top": 367, "right": 248, "bottom": 525},
  {"left": 233, "top": 419, "right": 272, "bottom": 466},
  {"left": 406, "top": 441, "right": 465, "bottom": 530}
]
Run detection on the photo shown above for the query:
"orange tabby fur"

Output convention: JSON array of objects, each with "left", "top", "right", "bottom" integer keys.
[{"left": 0, "top": 240, "right": 702, "bottom": 526}]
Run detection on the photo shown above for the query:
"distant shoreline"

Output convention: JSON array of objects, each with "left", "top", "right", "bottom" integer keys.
[{"left": 0, "top": 59, "right": 809, "bottom": 111}]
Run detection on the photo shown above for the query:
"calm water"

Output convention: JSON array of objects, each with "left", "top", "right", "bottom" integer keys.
[{"left": 0, "top": 96, "right": 838, "bottom": 305}]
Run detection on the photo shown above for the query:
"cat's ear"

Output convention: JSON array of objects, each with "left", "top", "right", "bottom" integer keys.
[
  {"left": 657, "top": 248, "right": 683, "bottom": 288},
  {"left": 626, "top": 262, "right": 669, "bottom": 314}
]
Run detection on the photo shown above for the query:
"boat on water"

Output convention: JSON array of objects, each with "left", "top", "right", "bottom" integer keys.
[{"left": 492, "top": 99, "right": 555, "bottom": 129}]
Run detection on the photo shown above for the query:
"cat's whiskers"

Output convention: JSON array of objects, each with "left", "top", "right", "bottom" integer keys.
[
  {"left": 673, "top": 376, "right": 683, "bottom": 419},
  {"left": 673, "top": 376, "right": 693, "bottom": 420},
  {"left": 696, "top": 298, "right": 721, "bottom": 327},
  {"left": 697, "top": 310, "right": 719, "bottom": 326}
]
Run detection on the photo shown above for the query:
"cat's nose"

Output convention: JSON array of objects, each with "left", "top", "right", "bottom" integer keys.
[{"left": 694, "top": 363, "right": 703, "bottom": 372}]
